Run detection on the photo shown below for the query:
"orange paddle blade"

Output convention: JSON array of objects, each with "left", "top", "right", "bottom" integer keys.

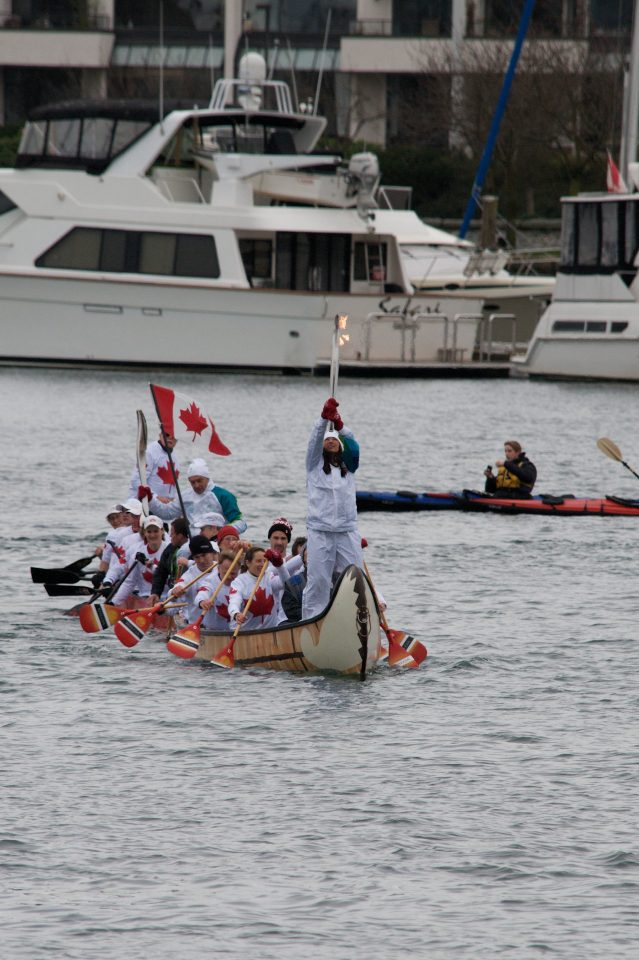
[
  {"left": 211, "top": 639, "right": 235, "bottom": 669},
  {"left": 386, "top": 629, "right": 427, "bottom": 669},
  {"left": 114, "top": 609, "right": 157, "bottom": 648},
  {"left": 167, "top": 618, "right": 203, "bottom": 659},
  {"left": 79, "top": 602, "right": 121, "bottom": 634}
]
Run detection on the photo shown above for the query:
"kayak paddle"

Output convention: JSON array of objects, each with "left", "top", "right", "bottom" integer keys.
[{"left": 596, "top": 437, "right": 639, "bottom": 481}]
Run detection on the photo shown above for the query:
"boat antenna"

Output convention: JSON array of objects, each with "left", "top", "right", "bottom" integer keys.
[
  {"left": 159, "top": 1, "right": 165, "bottom": 134},
  {"left": 458, "top": 0, "right": 536, "bottom": 239},
  {"left": 267, "top": 37, "right": 280, "bottom": 81},
  {"left": 286, "top": 38, "right": 299, "bottom": 111},
  {"left": 313, "top": 8, "right": 332, "bottom": 116}
]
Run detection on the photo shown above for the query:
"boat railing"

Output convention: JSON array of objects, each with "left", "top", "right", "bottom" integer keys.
[
  {"left": 363, "top": 311, "right": 482, "bottom": 364},
  {"left": 477, "top": 313, "right": 517, "bottom": 361},
  {"left": 209, "top": 78, "right": 294, "bottom": 114}
]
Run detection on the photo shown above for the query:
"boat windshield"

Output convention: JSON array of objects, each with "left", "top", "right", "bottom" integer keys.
[
  {"left": 16, "top": 114, "right": 153, "bottom": 173},
  {"left": 400, "top": 243, "right": 469, "bottom": 282}
]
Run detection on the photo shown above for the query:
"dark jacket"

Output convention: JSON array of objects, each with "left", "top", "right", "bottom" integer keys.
[
  {"left": 485, "top": 453, "right": 537, "bottom": 498},
  {"left": 151, "top": 541, "right": 184, "bottom": 595}
]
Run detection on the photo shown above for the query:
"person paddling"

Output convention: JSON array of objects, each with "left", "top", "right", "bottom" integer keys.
[
  {"left": 301, "top": 397, "right": 363, "bottom": 619},
  {"left": 484, "top": 441, "right": 537, "bottom": 499}
]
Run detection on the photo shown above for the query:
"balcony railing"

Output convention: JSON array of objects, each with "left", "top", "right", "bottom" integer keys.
[{"left": 1, "top": 14, "right": 111, "bottom": 31}]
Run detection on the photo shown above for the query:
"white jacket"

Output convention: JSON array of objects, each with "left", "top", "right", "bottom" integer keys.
[
  {"left": 128, "top": 441, "right": 182, "bottom": 499},
  {"left": 305, "top": 418, "right": 359, "bottom": 533},
  {"left": 112, "top": 537, "right": 169, "bottom": 605}
]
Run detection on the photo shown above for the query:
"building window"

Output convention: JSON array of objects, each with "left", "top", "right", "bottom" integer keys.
[{"left": 36, "top": 227, "right": 220, "bottom": 278}]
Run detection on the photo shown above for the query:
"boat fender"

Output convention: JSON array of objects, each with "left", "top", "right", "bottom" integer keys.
[{"left": 396, "top": 490, "right": 419, "bottom": 499}]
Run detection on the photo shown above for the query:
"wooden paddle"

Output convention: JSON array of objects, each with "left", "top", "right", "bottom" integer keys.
[
  {"left": 362, "top": 558, "right": 426, "bottom": 668},
  {"left": 168, "top": 548, "right": 243, "bottom": 659},
  {"left": 76, "top": 556, "right": 144, "bottom": 631},
  {"left": 136, "top": 409, "right": 150, "bottom": 517},
  {"left": 78, "top": 600, "right": 187, "bottom": 638},
  {"left": 114, "top": 559, "right": 218, "bottom": 647},
  {"left": 596, "top": 437, "right": 639, "bottom": 481},
  {"left": 212, "top": 558, "right": 270, "bottom": 669}
]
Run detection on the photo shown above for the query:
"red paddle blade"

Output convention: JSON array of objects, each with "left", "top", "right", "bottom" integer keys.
[
  {"left": 79, "top": 602, "right": 121, "bottom": 634},
  {"left": 211, "top": 639, "right": 235, "bottom": 669},
  {"left": 386, "top": 629, "right": 427, "bottom": 668},
  {"left": 114, "top": 609, "right": 157, "bottom": 648},
  {"left": 167, "top": 619, "right": 202, "bottom": 659}
]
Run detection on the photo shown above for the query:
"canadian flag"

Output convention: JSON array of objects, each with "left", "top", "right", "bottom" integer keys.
[
  {"left": 606, "top": 150, "right": 628, "bottom": 194},
  {"left": 150, "top": 383, "right": 231, "bottom": 456}
]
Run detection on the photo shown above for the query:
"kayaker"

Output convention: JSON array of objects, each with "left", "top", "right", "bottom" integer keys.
[
  {"left": 484, "top": 441, "right": 537, "bottom": 499},
  {"left": 301, "top": 397, "right": 363, "bottom": 619},
  {"left": 138, "top": 457, "right": 247, "bottom": 533}
]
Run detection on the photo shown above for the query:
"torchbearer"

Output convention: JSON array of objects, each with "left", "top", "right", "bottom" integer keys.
[{"left": 301, "top": 397, "right": 363, "bottom": 620}]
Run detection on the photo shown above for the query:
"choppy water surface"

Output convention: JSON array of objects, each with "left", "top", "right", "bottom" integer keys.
[{"left": 2, "top": 368, "right": 638, "bottom": 959}]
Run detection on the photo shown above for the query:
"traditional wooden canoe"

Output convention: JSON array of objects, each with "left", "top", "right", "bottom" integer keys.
[
  {"left": 170, "top": 565, "right": 385, "bottom": 678},
  {"left": 357, "top": 489, "right": 639, "bottom": 516}
]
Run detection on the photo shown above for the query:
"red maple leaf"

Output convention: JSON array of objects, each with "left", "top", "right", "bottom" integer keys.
[
  {"left": 157, "top": 462, "right": 179, "bottom": 488},
  {"left": 249, "top": 588, "right": 274, "bottom": 617},
  {"left": 179, "top": 402, "right": 208, "bottom": 440},
  {"left": 216, "top": 602, "right": 230, "bottom": 621}
]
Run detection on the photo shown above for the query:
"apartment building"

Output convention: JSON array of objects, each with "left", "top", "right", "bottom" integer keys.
[{"left": 0, "top": 1, "right": 632, "bottom": 145}]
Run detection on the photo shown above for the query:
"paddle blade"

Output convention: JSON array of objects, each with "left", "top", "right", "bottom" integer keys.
[
  {"left": 167, "top": 618, "right": 203, "bottom": 659},
  {"left": 64, "top": 555, "right": 95, "bottom": 572},
  {"left": 386, "top": 629, "right": 427, "bottom": 669},
  {"left": 31, "top": 567, "right": 85, "bottom": 584},
  {"left": 79, "top": 602, "right": 121, "bottom": 634},
  {"left": 597, "top": 437, "right": 623, "bottom": 462},
  {"left": 114, "top": 609, "right": 158, "bottom": 648},
  {"left": 211, "top": 639, "right": 236, "bottom": 669},
  {"left": 44, "top": 583, "right": 94, "bottom": 597}
]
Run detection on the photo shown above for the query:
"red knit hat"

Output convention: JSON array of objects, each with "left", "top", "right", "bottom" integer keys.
[{"left": 216, "top": 525, "right": 239, "bottom": 542}]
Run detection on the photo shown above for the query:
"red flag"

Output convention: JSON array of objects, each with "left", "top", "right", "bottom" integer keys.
[
  {"left": 150, "top": 384, "right": 231, "bottom": 456},
  {"left": 606, "top": 150, "right": 627, "bottom": 194}
]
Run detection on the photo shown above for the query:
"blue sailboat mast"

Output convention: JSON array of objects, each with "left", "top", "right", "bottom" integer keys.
[{"left": 458, "top": 0, "right": 538, "bottom": 240}]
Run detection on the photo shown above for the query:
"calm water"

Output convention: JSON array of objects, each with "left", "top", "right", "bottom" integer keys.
[{"left": 2, "top": 368, "right": 638, "bottom": 959}]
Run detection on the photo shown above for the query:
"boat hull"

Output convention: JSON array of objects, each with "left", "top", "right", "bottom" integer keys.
[
  {"left": 356, "top": 490, "right": 639, "bottom": 516},
  {"left": 0, "top": 272, "right": 482, "bottom": 371},
  {"left": 186, "top": 565, "right": 383, "bottom": 676}
]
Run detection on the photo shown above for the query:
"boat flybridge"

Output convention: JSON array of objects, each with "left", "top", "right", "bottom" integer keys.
[
  {"left": 0, "top": 53, "right": 549, "bottom": 371},
  {"left": 511, "top": 169, "right": 639, "bottom": 381}
]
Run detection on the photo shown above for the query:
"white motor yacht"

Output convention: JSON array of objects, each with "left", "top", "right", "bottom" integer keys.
[
  {"left": 512, "top": 175, "right": 639, "bottom": 381},
  {"left": 0, "top": 53, "right": 551, "bottom": 372}
]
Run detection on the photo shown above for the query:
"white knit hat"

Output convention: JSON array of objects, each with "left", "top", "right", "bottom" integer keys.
[
  {"left": 323, "top": 430, "right": 344, "bottom": 449},
  {"left": 187, "top": 458, "right": 210, "bottom": 479}
]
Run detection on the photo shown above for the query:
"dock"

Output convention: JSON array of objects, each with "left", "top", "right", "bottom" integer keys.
[{"left": 314, "top": 360, "right": 512, "bottom": 378}]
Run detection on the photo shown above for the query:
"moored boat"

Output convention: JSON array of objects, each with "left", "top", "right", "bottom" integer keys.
[
  {"left": 356, "top": 489, "right": 639, "bottom": 516},
  {"left": 169, "top": 565, "right": 386, "bottom": 677}
]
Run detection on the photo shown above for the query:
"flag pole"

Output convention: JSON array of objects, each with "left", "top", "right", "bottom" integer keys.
[{"left": 150, "top": 385, "right": 191, "bottom": 537}]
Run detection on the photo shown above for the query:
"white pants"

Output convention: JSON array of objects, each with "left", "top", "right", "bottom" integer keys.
[{"left": 302, "top": 529, "right": 363, "bottom": 620}]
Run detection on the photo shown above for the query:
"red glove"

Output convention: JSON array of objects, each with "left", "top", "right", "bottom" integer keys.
[
  {"left": 264, "top": 548, "right": 283, "bottom": 567},
  {"left": 321, "top": 397, "right": 339, "bottom": 420},
  {"left": 137, "top": 485, "right": 152, "bottom": 501},
  {"left": 361, "top": 537, "right": 368, "bottom": 549},
  {"left": 334, "top": 416, "right": 344, "bottom": 431}
]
